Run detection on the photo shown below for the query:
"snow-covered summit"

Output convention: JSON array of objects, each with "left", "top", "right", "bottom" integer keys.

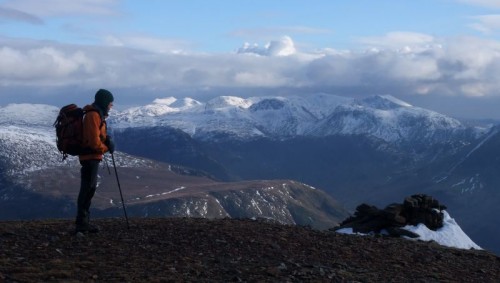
[
  {"left": 150, "top": 96, "right": 203, "bottom": 110},
  {"left": 169, "top": 97, "right": 202, "bottom": 109},
  {"left": 204, "top": 96, "right": 253, "bottom": 110},
  {"left": 117, "top": 97, "right": 201, "bottom": 117},
  {"left": 308, "top": 94, "right": 469, "bottom": 143},
  {"left": 358, "top": 95, "right": 413, "bottom": 110}
]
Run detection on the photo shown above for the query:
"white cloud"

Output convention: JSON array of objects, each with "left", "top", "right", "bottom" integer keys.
[
  {"left": 468, "top": 14, "right": 500, "bottom": 34},
  {"left": 457, "top": 0, "right": 500, "bottom": 9},
  {"left": 357, "top": 32, "right": 436, "bottom": 50},
  {"left": 237, "top": 36, "right": 296, "bottom": 56},
  {"left": 102, "top": 35, "right": 192, "bottom": 54},
  {"left": 0, "top": 46, "right": 94, "bottom": 85},
  {"left": 3, "top": 34, "right": 500, "bottom": 108}
]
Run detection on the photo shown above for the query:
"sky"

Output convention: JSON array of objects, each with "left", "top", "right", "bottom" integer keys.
[{"left": 2, "top": 0, "right": 500, "bottom": 119}]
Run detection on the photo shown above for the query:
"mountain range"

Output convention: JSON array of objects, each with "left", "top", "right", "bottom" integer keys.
[
  {"left": 0, "top": 102, "right": 348, "bottom": 230},
  {"left": 1, "top": 93, "right": 499, "bottom": 254}
]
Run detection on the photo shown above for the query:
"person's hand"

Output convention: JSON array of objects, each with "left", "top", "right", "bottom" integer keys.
[{"left": 105, "top": 135, "right": 115, "bottom": 154}]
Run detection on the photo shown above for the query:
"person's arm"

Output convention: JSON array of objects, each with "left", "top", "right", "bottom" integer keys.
[{"left": 83, "top": 111, "right": 108, "bottom": 154}]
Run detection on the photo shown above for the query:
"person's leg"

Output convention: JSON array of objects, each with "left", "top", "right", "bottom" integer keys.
[{"left": 76, "top": 159, "right": 100, "bottom": 232}]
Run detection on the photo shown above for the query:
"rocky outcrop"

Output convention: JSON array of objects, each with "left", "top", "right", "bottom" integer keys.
[{"left": 334, "top": 194, "right": 447, "bottom": 237}]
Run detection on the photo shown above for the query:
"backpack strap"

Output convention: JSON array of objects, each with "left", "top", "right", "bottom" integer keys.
[{"left": 83, "top": 108, "right": 106, "bottom": 129}]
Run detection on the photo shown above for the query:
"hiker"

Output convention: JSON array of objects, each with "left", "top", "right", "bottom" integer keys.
[{"left": 75, "top": 89, "right": 115, "bottom": 233}]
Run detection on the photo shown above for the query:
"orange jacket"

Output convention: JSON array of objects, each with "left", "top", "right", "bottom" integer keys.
[{"left": 79, "top": 104, "right": 109, "bottom": 161}]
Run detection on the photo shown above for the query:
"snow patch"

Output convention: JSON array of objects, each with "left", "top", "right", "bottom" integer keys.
[
  {"left": 402, "top": 211, "right": 481, "bottom": 250},
  {"left": 337, "top": 210, "right": 481, "bottom": 250}
]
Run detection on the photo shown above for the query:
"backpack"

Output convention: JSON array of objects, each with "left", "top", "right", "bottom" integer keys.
[{"left": 53, "top": 104, "right": 100, "bottom": 160}]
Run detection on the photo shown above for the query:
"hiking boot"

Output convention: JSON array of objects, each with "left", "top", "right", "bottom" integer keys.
[{"left": 75, "top": 223, "right": 100, "bottom": 233}]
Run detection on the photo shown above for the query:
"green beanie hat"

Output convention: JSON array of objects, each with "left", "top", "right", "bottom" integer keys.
[{"left": 94, "top": 89, "right": 114, "bottom": 109}]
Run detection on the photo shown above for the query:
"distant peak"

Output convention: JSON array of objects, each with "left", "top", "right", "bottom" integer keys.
[
  {"left": 249, "top": 98, "right": 286, "bottom": 112},
  {"left": 150, "top": 97, "right": 201, "bottom": 110},
  {"left": 170, "top": 97, "right": 202, "bottom": 108},
  {"left": 205, "top": 96, "right": 252, "bottom": 109},
  {"left": 359, "top": 95, "right": 412, "bottom": 110}
]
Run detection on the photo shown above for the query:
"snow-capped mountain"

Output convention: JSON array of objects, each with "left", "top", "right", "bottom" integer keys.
[
  {"left": 0, "top": 104, "right": 62, "bottom": 180},
  {"left": 109, "top": 94, "right": 484, "bottom": 145},
  {"left": 0, "top": 103, "right": 58, "bottom": 127},
  {"left": 110, "top": 93, "right": 350, "bottom": 139},
  {"left": 308, "top": 95, "right": 474, "bottom": 144}
]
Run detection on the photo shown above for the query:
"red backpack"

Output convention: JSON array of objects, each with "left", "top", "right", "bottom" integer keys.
[{"left": 53, "top": 104, "right": 99, "bottom": 160}]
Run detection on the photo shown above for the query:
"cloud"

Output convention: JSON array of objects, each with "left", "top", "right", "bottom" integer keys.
[
  {"left": 230, "top": 26, "right": 332, "bottom": 40},
  {"left": 457, "top": 0, "right": 500, "bottom": 9},
  {"left": 237, "top": 36, "right": 296, "bottom": 56},
  {"left": 102, "top": 34, "right": 193, "bottom": 54},
  {"left": 3, "top": 33, "right": 500, "bottom": 111},
  {"left": 1, "top": 0, "right": 120, "bottom": 17},
  {"left": 0, "top": 45, "right": 94, "bottom": 85},
  {"left": 0, "top": 7, "right": 43, "bottom": 24},
  {"left": 468, "top": 14, "right": 500, "bottom": 34},
  {"left": 357, "top": 32, "right": 436, "bottom": 50},
  {"left": 454, "top": 1, "right": 500, "bottom": 35}
]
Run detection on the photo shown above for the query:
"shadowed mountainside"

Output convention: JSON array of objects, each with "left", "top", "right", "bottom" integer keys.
[
  {"left": 1, "top": 218, "right": 499, "bottom": 282},
  {"left": 0, "top": 154, "right": 349, "bottom": 230}
]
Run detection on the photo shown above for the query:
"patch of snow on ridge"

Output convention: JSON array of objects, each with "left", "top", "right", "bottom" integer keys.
[
  {"left": 337, "top": 210, "right": 481, "bottom": 250},
  {"left": 402, "top": 210, "right": 481, "bottom": 250},
  {"left": 358, "top": 95, "right": 411, "bottom": 110},
  {"left": 380, "top": 95, "right": 413, "bottom": 107}
]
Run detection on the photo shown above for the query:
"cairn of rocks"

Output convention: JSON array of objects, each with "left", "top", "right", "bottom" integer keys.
[{"left": 334, "top": 194, "right": 447, "bottom": 238}]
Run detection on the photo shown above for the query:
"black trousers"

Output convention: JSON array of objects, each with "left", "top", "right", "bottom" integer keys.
[{"left": 76, "top": 159, "right": 100, "bottom": 225}]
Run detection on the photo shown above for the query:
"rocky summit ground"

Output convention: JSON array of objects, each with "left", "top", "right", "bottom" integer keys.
[{"left": 1, "top": 217, "right": 499, "bottom": 282}]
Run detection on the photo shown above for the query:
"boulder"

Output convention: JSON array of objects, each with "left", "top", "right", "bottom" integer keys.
[{"left": 334, "top": 194, "right": 446, "bottom": 237}]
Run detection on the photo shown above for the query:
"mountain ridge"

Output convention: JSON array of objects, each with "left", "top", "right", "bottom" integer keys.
[
  {"left": 108, "top": 93, "right": 486, "bottom": 145},
  {"left": 1, "top": 217, "right": 499, "bottom": 282}
]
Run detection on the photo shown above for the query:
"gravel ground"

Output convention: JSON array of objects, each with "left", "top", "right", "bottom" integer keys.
[{"left": 1, "top": 217, "right": 499, "bottom": 282}]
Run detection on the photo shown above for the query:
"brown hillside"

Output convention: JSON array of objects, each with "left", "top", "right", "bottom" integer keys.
[{"left": 1, "top": 217, "right": 499, "bottom": 282}]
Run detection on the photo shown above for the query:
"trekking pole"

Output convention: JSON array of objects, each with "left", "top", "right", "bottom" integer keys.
[
  {"left": 103, "top": 155, "right": 111, "bottom": 175},
  {"left": 111, "top": 153, "right": 130, "bottom": 229}
]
